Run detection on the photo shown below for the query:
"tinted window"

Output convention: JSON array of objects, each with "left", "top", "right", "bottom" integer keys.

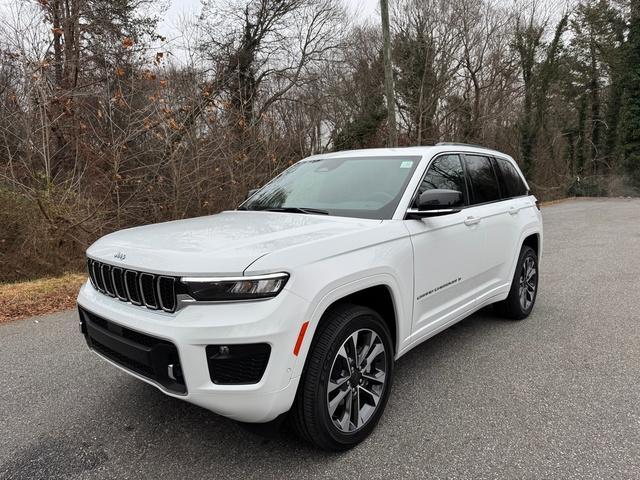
[
  {"left": 496, "top": 158, "right": 528, "bottom": 197},
  {"left": 464, "top": 155, "right": 501, "bottom": 204},
  {"left": 416, "top": 154, "right": 466, "bottom": 207}
]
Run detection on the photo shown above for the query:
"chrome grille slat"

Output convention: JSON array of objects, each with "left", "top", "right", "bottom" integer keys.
[
  {"left": 124, "top": 270, "right": 142, "bottom": 306},
  {"left": 111, "top": 267, "right": 128, "bottom": 301},
  {"left": 87, "top": 259, "right": 98, "bottom": 289},
  {"left": 92, "top": 261, "right": 106, "bottom": 293},
  {"left": 157, "top": 276, "right": 176, "bottom": 313},
  {"left": 87, "top": 259, "right": 177, "bottom": 313},
  {"left": 101, "top": 264, "right": 116, "bottom": 297},
  {"left": 139, "top": 273, "right": 159, "bottom": 310}
]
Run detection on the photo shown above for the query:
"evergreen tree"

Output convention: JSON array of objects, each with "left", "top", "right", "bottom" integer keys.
[
  {"left": 514, "top": 13, "right": 569, "bottom": 177},
  {"left": 333, "top": 55, "right": 386, "bottom": 150},
  {"left": 566, "top": 0, "right": 626, "bottom": 175},
  {"left": 621, "top": 1, "right": 640, "bottom": 188}
]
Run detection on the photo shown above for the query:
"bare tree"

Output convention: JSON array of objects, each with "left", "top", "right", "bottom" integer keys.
[{"left": 1, "top": 0, "right": 637, "bottom": 282}]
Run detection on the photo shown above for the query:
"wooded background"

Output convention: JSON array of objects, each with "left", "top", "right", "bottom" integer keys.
[{"left": 1, "top": 0, "right": 639, "bottom": 282}]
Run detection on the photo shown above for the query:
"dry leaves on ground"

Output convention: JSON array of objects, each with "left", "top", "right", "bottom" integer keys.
[{"left": 0, "top": 273, "right": 86, "bottom": 323}]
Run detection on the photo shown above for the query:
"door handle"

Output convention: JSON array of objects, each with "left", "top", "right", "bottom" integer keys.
[
  {"left": 508, "top": 206, "right": 519, "bottom": 216},
  {"left": 464, "top": 216, "right": 480, "bottom": 226}
]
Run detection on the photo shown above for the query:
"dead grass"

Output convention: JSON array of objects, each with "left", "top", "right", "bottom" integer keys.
[
  {"left": 0, "top": 273, "right": 85, "bottom": 324},
  {"left": 539, "top": 196, "right": 577, "bottom": 207}
]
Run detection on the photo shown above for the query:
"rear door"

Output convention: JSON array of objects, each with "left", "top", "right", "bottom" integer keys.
[
  {"left": 462, "top": 154, "right": 518, "bottom": 299},
  {"left": 493, "top": 157, "right": 538, "bottom": 278}
]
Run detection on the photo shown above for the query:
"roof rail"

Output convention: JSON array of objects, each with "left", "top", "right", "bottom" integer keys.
[{"left": 435, "top": 142, "right": 486, "bottom": 149}]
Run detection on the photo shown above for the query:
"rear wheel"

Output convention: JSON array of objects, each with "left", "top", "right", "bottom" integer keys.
[
  {"left": 494, "top": 245, "right": 538, "bottom": 320},
  {"left": 290, "top": 304, "right": 394, "bottom": 451}
]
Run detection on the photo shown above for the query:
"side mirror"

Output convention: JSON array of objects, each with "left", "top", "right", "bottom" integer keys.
[
  {"left": 246, "top": 188, "right": 259, "bottom": 200},
  {"left": 406, "top": 189, "right": 462, "bottom": 218}
]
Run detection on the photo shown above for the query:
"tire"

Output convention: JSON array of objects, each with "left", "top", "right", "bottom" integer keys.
[
  {"left": 290, "top": 303, "right": 394, "bottom": 451},
  {"left": 494, "top": 245, "right": 539, "bottom": 320}
]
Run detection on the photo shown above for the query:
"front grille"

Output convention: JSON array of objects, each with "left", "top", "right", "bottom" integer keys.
[
  {"left": 205, "top": 344, "right": 271, "bottom": 385},
  {"left": 79, "top": 307, "right": 186, "bottom": 394},
  {"left": 87, "top": 258, "right": 179, "bottom": 313}
]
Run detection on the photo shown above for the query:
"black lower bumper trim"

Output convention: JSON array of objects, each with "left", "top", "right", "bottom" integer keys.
[{"left": 79, "top": 307, "right": 186, "bottom": 394}]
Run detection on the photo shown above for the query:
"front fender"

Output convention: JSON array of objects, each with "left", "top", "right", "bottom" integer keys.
[
  {"left": 245, "top": 222, "right": 415, "bottom": 380},
  {"left": 290, "top": 273, "right": 408, "bottom": 378}
]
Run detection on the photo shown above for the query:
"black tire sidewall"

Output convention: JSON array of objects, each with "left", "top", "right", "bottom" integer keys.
[
  {"left": 512, "top": 246, "right": 538, "bottom": 316},
  {"left": 310, "top": 307, "right": 394, "bottom": 449}
]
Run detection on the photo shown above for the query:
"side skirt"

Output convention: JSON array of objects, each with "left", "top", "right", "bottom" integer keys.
[{"left": 397, "top": 284, "right": 509, "bottom": 358}]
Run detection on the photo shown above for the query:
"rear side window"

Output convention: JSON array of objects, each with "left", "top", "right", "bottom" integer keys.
[
  {"left": 464, "top": 155, "right": 501, "bottom": 205},
  {"left": 416, "top": 154, "right": 466, "bottom": 207},
  {"left": 495, "top": 158, "right": 528, "bottom": 197}
]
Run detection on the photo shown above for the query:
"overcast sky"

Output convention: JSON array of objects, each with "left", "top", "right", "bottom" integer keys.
[{"left": 158, "top": 0, "right": 380, "bottom": 39}]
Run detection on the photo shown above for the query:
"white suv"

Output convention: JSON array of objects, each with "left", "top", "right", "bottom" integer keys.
[{"left": 77, "top": 144, "right": 542, "bottom": 450}]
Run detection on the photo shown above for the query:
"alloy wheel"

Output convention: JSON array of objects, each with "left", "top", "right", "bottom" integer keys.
[
  {"left": 326, "top": 328, "right": 387, "bottom": 433},
  {"left": 518, "top": 255, "right": 537, "bottom": 311}
]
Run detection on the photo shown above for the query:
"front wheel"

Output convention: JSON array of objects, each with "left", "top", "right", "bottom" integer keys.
[
  {"left": 494, "top": 245, "right": 539, "bottom": 320},
  {"left": 290, "top": 304, "right": 394, "bottom": 450}
]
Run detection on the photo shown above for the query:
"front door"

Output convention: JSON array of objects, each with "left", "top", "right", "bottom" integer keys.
[{"left": 406, "top": 154, "right": 485, "bottom": 339}]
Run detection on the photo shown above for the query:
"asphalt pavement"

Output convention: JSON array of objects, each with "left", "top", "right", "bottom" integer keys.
[{"left": 1, "top": 198, "right": 639, "bottom": 479}]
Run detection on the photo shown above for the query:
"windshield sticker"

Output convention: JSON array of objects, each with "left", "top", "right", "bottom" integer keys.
[{"left": 400, "top": 161, "right": 413, "bottom": 169}]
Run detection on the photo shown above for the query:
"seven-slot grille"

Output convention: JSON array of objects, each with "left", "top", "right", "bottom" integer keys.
[{"left": 87, "top": 258, "right": 178, "bottom": 313}]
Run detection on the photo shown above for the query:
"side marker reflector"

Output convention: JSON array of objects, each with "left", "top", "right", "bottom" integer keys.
[{"left": 293, "top": 321, "right": 309, "bottom": 356}]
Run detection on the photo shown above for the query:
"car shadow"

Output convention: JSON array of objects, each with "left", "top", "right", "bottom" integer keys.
[{"left": 116, "top": 308, "right": 509, "bottom": 447}]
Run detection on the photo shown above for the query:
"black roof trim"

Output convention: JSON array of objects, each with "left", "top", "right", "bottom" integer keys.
[{"left": 435, "top": 142, "right": 487, "bottom": 149}]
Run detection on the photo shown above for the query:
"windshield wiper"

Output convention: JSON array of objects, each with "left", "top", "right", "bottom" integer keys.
[{"left": 263, "top": 207, "right": 329, "bottom": 215}]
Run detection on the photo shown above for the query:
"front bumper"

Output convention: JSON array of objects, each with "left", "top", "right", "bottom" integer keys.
[{"left": 77, "top": 280, "right": 309, "bottom": 422}]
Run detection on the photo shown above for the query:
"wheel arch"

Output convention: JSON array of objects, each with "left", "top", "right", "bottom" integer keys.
[
  {"left": 504, "top": 229, "right": 541, "bottom": 290},
  {"left": 321, "top": 285, "right": 398, "bottom": 353},
  {"left": 522, "top": 232, "right": 540, "bottom": 256},
  {"left": 292, "top": 276, "right": 404, "bottom": 378}
]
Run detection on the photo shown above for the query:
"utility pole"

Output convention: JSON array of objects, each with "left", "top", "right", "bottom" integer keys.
[{"left": 380, "top": 0, "right": 397, "bottom": 147}]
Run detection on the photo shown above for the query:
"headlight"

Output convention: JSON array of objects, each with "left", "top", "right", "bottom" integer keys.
[{"left": 180, "top": 273, "right": 289, "bottom": 301}]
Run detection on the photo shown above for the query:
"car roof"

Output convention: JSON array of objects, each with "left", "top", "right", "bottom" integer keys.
[{"left": 304, "top": 145, "right": 515, "bottom": 162}]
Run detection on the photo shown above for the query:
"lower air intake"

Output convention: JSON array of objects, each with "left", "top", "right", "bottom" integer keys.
[
  {"left": 205, "top": 344, "right": 271, "bottom": 385},
  {"left": 79, "top": 307, "right": 186, "bottom": 394}
]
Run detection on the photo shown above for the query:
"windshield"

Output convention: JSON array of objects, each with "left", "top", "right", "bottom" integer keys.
[{"left": 239, "top": 156, "right": 420, "bottom": 219}]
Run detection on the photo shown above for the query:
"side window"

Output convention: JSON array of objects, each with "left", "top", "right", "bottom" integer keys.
[
  {"left": 495, "top": 158, "right": 528, "bottom": 198},
  {"left": 416, "top": 154, "right": 466, "bottom": 207},
  {"left": 464, "top": 155, "right": 501, "bottom": 205}
]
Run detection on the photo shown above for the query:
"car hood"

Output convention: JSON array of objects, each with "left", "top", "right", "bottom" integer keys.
[{"left": 87, "top": 211, "right": 382, "bottom": 276}]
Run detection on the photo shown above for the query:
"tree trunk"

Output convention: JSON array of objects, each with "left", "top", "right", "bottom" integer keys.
[{"left": 380, "top": 0, "right": 397, "bottom": 147}]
